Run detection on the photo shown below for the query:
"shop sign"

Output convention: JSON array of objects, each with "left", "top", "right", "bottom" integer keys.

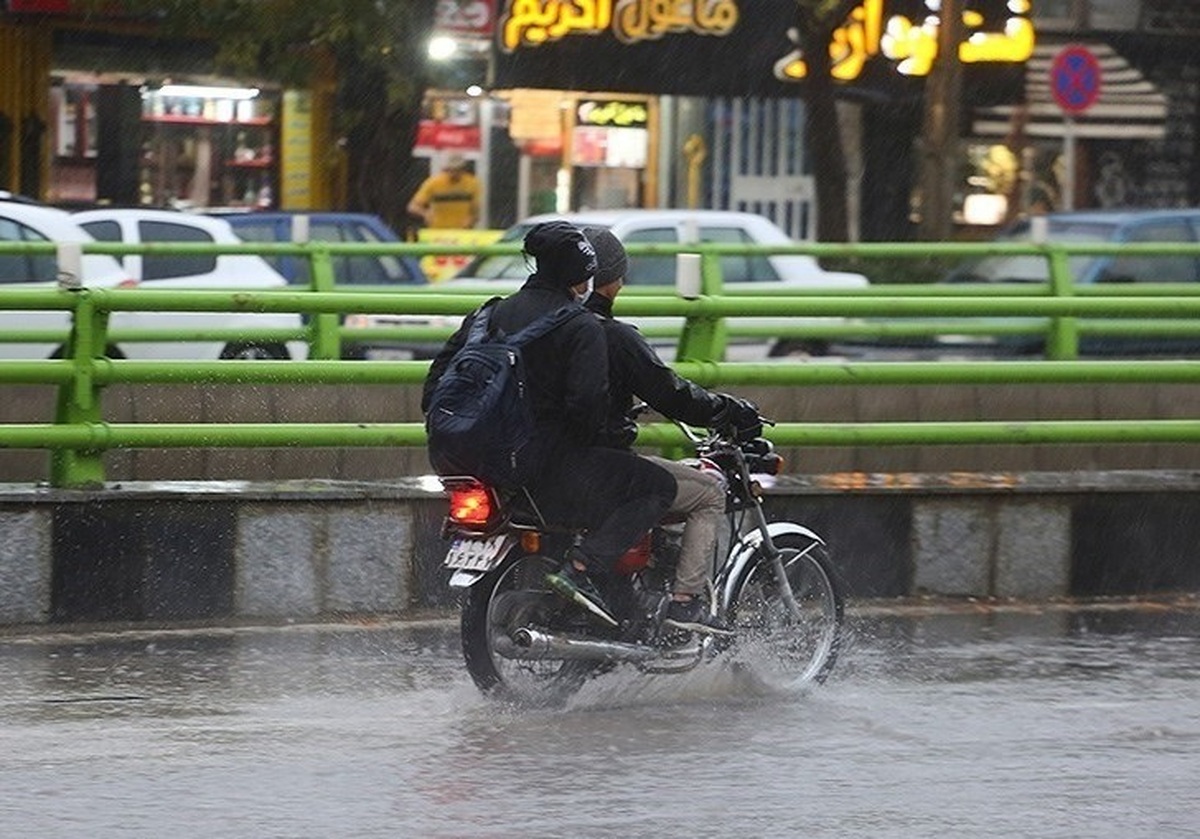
[
  {"left": 417, "top": 228, "right": 504, "bottom": 282},
  {"left": 506, "top": 88, "right": 565, "bottom": 141},
  {"left": 5, "top": 0, "right": 73, "bottom": 11},
  {"left": 436, "top": 0, "right": 495, "bottom": 37},
  {"left": 280, "top": 90, "right": 313, "bottom": 210},
  {"left": 520, "top": 137, "right": 563, "bottom": 156},
  {"left": 575, "top": 100, "right": 648, "bottom": 128},
  {"left": 572, "top": 101, "right": 650, "bottom": 168},
  {"left": 415, "top": 121, "right": 482, "bottom": 151},
  {"left": 572, "top": 123, "right": 648, "bottom": 168},
  {"left": 492, "top": 0, "right": 1031, "bottom": 104},
  {"left": 774, "top": 0, "right": 1033, "bottom": 82}
]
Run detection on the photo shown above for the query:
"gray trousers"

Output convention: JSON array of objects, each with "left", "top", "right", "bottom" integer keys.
[{"left": 645, "top": 456, "right": 725, "bottom": 596}]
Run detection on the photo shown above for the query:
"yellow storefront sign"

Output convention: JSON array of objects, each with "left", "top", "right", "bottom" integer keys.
[{"left": 418, "top": 228, "right": 504, "bottom": 282}]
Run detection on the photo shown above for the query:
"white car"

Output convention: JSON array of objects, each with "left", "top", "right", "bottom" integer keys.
[
  {"left": 363, "top": 209, "right": 869, "bottom": 359},
  {"left": 69, "top": 208, "right": 307, "bottom": 360}
]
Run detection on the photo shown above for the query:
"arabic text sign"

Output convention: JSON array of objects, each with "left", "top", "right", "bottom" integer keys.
[
  {"left": 493, "top": 0, "right": 1031, "bottom": 102},
  {"left": 1051, "top": 45, "right": 1102, "bottom": 115}
]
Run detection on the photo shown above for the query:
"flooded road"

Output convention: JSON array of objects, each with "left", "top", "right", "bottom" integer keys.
[{"left": 1, "top": 601, "right": 1198, "bottom": 839}]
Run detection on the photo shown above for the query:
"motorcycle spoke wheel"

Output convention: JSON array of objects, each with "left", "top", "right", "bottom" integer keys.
[
  {"left": 728, "top": 538, "right": 843, "bottom": 690},
  {"left": 462, "top": 554, "right": 594, "bottom": 706}
]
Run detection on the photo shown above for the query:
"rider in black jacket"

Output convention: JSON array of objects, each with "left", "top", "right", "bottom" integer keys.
[
  {"left": 582, "top": 227, "right": 761, "bottom": 634},
  {"left": 423, "top": 220, "right": 676, "bottom": 626}
]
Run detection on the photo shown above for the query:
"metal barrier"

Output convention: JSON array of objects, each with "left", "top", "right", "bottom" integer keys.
[{"left": 3, "top": 238, "right": 1200, "bottom": 487}]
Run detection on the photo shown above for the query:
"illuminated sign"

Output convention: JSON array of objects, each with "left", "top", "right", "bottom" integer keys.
[
  {"left": 774, "top": 0, "right": 1034, "bottom": 81},
  {"left": 493, "top": 0, "right": 1033, "bottom": 100},
  {"left": 576, "top": 99, "right": 648, "bottom": 128},
  {"left": 502, "top": 0, "right": 737, "bottom": 51},
  {"left": 436, "top": 0, "right": 495, "bottom": 37}
]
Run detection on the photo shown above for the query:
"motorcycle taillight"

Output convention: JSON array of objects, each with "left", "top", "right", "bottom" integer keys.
[{"left": 448, "top": 484, "right": 494, "bottom": 527}]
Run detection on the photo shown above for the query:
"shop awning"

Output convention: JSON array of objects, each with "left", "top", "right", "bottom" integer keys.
[{"left": 972, "top": 41, "right": 1168, "bottom": 140}]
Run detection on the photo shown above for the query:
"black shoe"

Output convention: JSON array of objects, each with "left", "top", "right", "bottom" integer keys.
[
  {"left": 663, "top": 597, "right": 734, "bottom": 636},
  {"left": 545, "top": 562, "right": 618, "bottom": 627}
]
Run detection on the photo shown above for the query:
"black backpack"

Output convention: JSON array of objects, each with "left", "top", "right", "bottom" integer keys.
[{"left": 425, "top": 299, "right": 583, "bottom": 486}]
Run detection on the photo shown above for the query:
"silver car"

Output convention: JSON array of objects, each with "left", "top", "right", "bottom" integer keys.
[{"left": 367, "top": 210, "right": 869, "bottom": 360}]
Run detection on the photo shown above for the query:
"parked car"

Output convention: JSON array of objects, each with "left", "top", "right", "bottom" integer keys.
[
  {"left": 0, "top": 200, "right": 298, "bottom": 361},
  {"left": 69, "top": 208, "right": 307, "bottom": 360},
  {"left": 933, "top": 209, "right": 1200, "bottom": 357},
  {"left": 215, "top": 211, "right": 427, "bottom": 288},
  {"left": 215, "top": 210, "right": 430, "bottom": 359},
  {"left": 365, "top": 209, "right": 870, "bottom": 360}
]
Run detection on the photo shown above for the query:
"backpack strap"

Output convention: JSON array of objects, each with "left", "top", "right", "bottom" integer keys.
[
  {"left": 506, "top": 303, "right": 585, "bottom": 347},
  {"left": 464, "top": 296, "right": 503, "bottom": 345}
]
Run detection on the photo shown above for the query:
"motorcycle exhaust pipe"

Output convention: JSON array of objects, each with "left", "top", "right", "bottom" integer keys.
[{"left": 502, "top": 627, "right": 665, "bottom": 663}]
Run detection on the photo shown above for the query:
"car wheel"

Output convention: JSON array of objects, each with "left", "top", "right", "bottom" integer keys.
[
  {"left": 768, "top": 339, "right": 829, "bottom": 359},
  {"left": 220, "top": 343, "right": 289, "bottom": 360},
  {"left": 50, "top": 344, "right": 126, "bottom": 359}
]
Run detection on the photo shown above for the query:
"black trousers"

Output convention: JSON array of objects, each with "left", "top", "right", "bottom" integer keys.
[{"left": 525, "top": 444, "right": 676, "bottom": 573}]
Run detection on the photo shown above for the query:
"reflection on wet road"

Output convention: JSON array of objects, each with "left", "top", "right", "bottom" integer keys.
[{"left": 2, "top": 602, "right": 1198, "bottom": 839}]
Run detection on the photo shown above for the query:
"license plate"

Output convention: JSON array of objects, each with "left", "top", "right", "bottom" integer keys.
[{"left": 444, "top": 533, "right": 513, "bottom": 572}]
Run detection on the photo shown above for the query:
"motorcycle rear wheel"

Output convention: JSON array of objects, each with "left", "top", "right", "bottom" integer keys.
[
  {"left": 726, "top": 533, "right": 843, "bottom": 689},
  {"left": 461, "top": 553, "right": 596, "bottom": 706}
]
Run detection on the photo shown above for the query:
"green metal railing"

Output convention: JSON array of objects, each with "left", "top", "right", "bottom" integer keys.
[{"left": 3, "top": 237, "right": 1200, "bottom": 487}]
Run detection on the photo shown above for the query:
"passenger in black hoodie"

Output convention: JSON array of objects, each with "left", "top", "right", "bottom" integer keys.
[
  {"left": 582, "top": 227, "right": 762, "bottom": 634},
  {"left": 423, "top": 220, "right": 676, "bottom": 626}
]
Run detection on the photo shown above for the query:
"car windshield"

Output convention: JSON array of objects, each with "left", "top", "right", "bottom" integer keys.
[
  {"left": 947, "top": 220, "right": 1116, "bottom": 283},
  {"left": 456, "top": 223, "right": 536, "bottom": 280}
]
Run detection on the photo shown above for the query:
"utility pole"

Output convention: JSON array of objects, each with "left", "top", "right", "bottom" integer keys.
[{"left": 917, "top": 0, "right": 964, "bottom": 241}]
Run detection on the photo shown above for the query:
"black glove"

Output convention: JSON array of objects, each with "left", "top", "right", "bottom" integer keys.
[{"left": 712, "top": 395, "right": 763, "bottom": 441}]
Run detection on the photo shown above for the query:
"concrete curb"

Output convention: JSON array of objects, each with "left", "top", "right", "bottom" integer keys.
[{"left": 2, "top": 471, "right": 1199, "bottom": 627}]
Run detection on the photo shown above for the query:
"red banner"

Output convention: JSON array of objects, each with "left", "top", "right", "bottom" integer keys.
[
  {"left": 415, "top": 121, "right": 482, "bottom": 151},
  {"left": 6, "top": 0, "right": 73, "bottom": 12}
]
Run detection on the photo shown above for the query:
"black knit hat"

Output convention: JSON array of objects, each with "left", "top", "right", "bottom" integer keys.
[
  {"left": 583, "top": 227, "right": 627, "bottom": 288},
  {"left": 524, "top": 220, "right": 597, "bottom": 288}
]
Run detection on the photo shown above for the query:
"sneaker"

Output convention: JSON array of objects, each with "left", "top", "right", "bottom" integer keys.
[
  {"left": 545, "top": 562, "right": 618, "bottom": 627},
  {"left": 663, "top": 597, "right": 734, "bottom": 636}
]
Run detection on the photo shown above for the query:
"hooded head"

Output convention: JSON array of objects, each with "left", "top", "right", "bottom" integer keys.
[
  {"left": 523, "top": 220, "right": 597, "bottom": 289},
  {"left": 583, "top": 227, "right": 627, "bottom": 289}
]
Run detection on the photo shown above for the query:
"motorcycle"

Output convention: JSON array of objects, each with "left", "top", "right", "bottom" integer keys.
[{"left": 437, "top": 418, "right": 844, "bottom": 705}]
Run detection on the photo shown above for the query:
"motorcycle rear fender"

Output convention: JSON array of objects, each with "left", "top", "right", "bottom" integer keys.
[{"left": 718, "top": 522, "right": 826, "bottom": 607}]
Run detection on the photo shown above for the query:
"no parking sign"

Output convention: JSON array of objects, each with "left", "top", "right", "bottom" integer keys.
[
  {"left": 1049, "top": 45, "right": 1102, "bottom": 210},
  {"left": 1051, "top": 45, "right": 1102, "bottom": 114}
]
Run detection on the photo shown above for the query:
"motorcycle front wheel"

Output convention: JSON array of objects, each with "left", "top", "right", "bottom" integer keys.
[
  {"left": 726, "top": 532, "right": 844, "bottom": 690},
  {"left": 461, "top": 552, "right": 596, "bottom": 706}
]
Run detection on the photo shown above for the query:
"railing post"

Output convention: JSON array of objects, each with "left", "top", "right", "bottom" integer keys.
[
  {"left": 674, "top": 248, "right": 727, "bottom": 362},
  {"left": 308, "top": 244, "right": 341, "bottom": 360},
  {"left": 50, "top": 292, "right": 108, "bottom": 488},
  {"left": 1045, "top": 244, "right": 1079, "bottom": 360}
]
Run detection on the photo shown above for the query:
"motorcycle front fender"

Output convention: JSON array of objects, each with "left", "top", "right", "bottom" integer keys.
[{"left": 718, "top": 522, "right": 826, "bottom": 608}]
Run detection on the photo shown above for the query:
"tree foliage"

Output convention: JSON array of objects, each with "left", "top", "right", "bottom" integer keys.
[{"left": 115, "top": 0, "right": 437, "bottom": 231}]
